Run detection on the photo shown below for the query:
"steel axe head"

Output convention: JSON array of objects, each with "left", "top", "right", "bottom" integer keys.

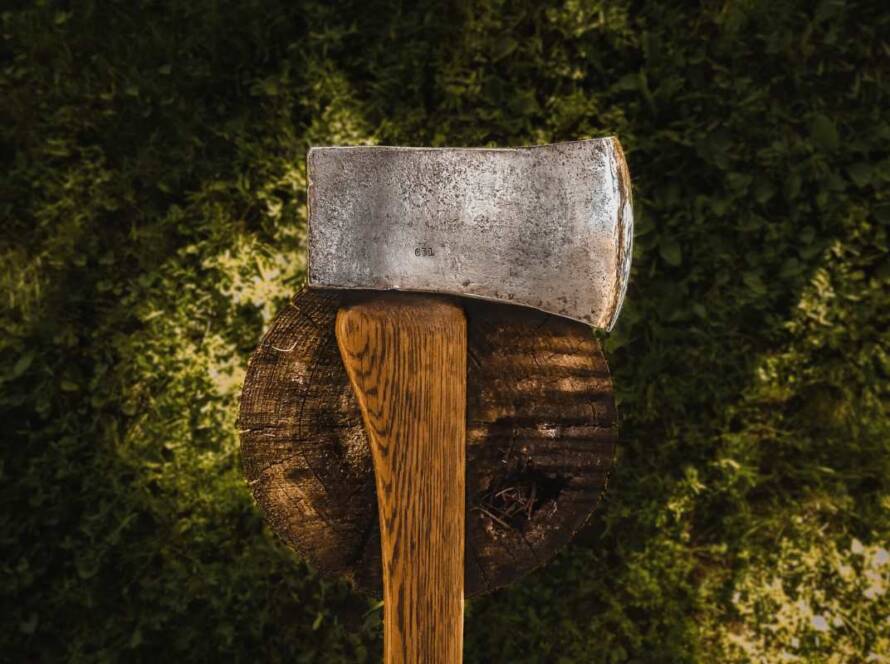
[{"left": 307, "top": 138, "right": 633, "bottom": 330}]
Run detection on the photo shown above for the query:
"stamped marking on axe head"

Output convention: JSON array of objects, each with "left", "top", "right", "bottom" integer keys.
[{"left": 308, "top": 138, "right": 633, "bottom": 330}]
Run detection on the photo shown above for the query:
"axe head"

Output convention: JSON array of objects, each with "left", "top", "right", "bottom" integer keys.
[{"left": 307, "top": 138, "right": 633, "bottom": 330}]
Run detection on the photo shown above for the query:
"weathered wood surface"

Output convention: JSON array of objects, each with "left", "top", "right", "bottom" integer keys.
[
  {"left": 239, "top": 288, "right": 617, "bottom": 597},
  {"left": 337, "top": 294, "right": 465, "bottom": 664}
]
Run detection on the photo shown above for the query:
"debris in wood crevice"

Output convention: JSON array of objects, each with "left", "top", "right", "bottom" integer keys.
[{"left": 473, "top": 448, "right": 568, "bottom": 533}]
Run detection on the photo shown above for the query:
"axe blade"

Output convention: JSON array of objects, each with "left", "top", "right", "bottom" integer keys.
[{"left": 307, "top": 138, "right": 633, "bottom": 330}]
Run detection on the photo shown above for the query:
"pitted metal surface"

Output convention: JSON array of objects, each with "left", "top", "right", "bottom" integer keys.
[{"left": 307, "top": 138, "right": 633, "bottom": 330}]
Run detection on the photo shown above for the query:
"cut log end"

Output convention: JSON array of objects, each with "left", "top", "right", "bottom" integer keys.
[{"left": 239, "top": 288, "right": 617, "bottom": 598}]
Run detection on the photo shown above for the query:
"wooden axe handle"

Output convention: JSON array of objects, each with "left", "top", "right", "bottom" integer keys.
[{"left": 336, "top": 294, "right": 466, "bottom": 664}]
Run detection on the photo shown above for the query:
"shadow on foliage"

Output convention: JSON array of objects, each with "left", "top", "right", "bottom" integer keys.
[{"left": 2, "top": 1, "right": 887, "bottom": 662}]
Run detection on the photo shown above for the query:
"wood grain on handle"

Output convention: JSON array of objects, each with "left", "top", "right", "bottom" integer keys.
[{"left": 335, "top": 294, "right": 466, "bottom": 664}]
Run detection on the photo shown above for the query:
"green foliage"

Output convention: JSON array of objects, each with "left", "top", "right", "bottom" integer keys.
[{"left": 1, "top": 0, "right": 887, "bottom": 661}]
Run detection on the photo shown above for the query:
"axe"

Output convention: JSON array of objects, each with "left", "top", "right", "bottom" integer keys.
[{"left": 306, "top": 138, "right": 632, "bottom": 663}]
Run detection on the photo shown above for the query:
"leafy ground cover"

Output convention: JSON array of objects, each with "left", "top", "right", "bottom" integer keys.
[{"left": 2, "top": 1, "right": 887, "bottom": 661}]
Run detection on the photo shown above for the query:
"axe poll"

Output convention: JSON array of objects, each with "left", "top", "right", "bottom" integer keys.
[{"left": 307, "top": 138, "right": 633, "bottom": 664}]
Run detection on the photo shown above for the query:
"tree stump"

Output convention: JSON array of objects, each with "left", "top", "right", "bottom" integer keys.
[{"left": 239, "top": 288, "right": 617, "bottom": 597}]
